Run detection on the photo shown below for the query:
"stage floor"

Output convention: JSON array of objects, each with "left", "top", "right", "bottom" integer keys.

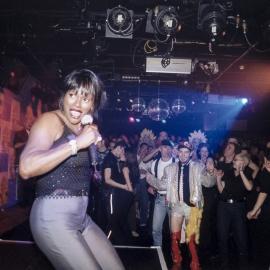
[{"left": 0, "top": 205, "right": 269, "bottom": 270}]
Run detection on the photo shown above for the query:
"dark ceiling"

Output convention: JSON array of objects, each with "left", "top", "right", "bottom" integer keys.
[{"left": 1, "top": 0, "right": 270, "bottom": 103}]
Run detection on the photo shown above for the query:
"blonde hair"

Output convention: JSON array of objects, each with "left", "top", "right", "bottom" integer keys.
[{"left": 235, "top": 152, "right": 250, "bottom": 166}]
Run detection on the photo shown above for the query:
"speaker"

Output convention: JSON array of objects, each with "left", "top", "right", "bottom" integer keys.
[{"left": 0, "top": 240, "right": 168, "bottom": 270}]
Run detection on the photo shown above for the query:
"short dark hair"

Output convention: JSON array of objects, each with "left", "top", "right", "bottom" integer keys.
[
  {"left": 113, "top": 140, "right": 127, "bottom": 149},
  {"left": 60, "top": 69, "right": 105, "bottom": 113},
  {"left": 139, "top": 142, "right": 148, "bottom": 148},
  {"left": 160, "top": 139, "right": 174, "bottom": 148},
  {"left": 228, "top": 142, "right": 241, "bottom": 155},
  {"left": 265, "top": 148, "right": 270, "bottom": 161}
]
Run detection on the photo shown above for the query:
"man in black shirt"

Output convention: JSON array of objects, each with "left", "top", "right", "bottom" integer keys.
[
  {"left": 216, "top": 152, "right": 253, "bottom": 270},
  {"left": 103, "top": 141, "right": 133, "bottom": 244}
]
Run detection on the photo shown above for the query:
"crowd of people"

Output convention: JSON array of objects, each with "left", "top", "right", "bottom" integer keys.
[
  {"left": 86, "top": 129, "right": 270, "bottom": 270},
  {"left": 17, "top": 69, "right": 270, "bottom": 270}
]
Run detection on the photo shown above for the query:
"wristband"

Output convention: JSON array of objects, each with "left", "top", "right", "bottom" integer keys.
[{"left": 68, "top": 139, "right": 78, "bottom": 155}]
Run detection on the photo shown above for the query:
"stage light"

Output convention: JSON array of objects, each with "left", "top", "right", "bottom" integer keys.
[
  {"left": 106, "top": 6, "right": 133, "bottom": 39},
  {"left": 128, "top": 116, "right": 135, "bottom": 123},
  {"left": 135, "top": 118, "right": 141, "bottom": 123},
  {"left": 241, "top": 98, "right": 248, "bottom": 105},
  {"left": 197, "top": 3, "right": 226, "bottom": 39},
  {"left": 146, "top": 6, "right": 180, "bottom": 36}
]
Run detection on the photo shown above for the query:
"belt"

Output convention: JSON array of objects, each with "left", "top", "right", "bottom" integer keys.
[
  {"left": 36, "top": 189, "right": 89, "bottom": 199},
  {"left": 221, "top": 198, "right": 245, "bottom": 204},
  {"left": 157, "top": 193, "right": 166, "bottom": 197}
]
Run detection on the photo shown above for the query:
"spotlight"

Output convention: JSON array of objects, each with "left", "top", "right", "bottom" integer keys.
[
  {"left": 146, "top": 6, "right": 181, "bottom": 36},
  {"left": 197, "top": 2, "right": 226, "bottom": 39},
  {"left": 106, "top": 6, "right": 133, "bottom": 39},
  {"left": 161, "top": 119, "right": 167, "bottom": 124},
  {"left": 135, "top": 118, "right": 141, "bottom": 123},
  {"left": 128, "top": 116, "right": 135, "bottom": 123},
  {"left": 241, "top": 98, "right": 248, "bottom": 105}
]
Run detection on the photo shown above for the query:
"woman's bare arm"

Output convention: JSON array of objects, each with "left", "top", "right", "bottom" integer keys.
[{"left": 19, "top": 111, "right": 98, "bottom": 179}]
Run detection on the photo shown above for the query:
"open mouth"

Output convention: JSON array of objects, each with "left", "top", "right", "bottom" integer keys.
[{"left": 69, "top": 109, "right": 82, "bottom": 119}]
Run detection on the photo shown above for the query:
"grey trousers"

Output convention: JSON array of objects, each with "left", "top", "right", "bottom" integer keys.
[{"left": 30, "top": 196, "right": 124, "bottom": 270}]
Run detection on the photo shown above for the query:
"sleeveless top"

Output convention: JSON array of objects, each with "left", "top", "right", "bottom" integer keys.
[{"left": 35, "top": 115, "right": 90, "bottom": 198}]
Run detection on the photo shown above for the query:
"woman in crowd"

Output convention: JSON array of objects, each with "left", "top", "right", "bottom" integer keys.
[
  {"left": 19, "top": 69, "right": 124, "bottom": 270},
  {"left": 196, "top": 143, "right": 218, "bottom": 262},
  {"left": 216, "top": 152, "right": 253, "bottom": 269}
]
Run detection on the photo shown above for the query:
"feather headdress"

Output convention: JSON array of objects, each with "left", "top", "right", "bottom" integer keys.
[
  {"left": 139, "top": 128, "right": 156, "bottom": 147},
  {"left": 188, "top": 130, "right": 207, "bottom": 149}
]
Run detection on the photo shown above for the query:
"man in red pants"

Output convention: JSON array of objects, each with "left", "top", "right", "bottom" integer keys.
[{"left": 146, "top": 140, "right": 216, "bottom": 269}]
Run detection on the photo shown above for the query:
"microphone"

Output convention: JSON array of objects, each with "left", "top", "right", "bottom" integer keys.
[{"left": 81, "top": 114, "right": 101, "bottom": 166}]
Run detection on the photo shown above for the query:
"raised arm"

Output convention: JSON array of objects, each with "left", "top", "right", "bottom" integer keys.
[
  {"left": 145, "top": 166, "right": 168, "bottom": 191},
  {"left": 19, "top": 112, "right": 99, "bottom": 179},
  {"left": 200, "top": 161, "right": 216, "bottom": 188},
  {"left": 142, "top": 147, "right": 160, "bottom": 163},
  {"left": 239, "top": 170, "right": 253, "bottom": 191},
  {"left": 248, "top": 160, "right": 259, "bottom": 179},
  {"left": 216, "top": 170, "right": 225, "bottom": 193}
]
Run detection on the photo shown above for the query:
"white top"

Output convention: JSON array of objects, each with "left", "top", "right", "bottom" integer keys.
[
  {"left": 151, "top": 158, "right": 173, "bottom": 194},
  {"left": 139, "top": 160, "right": 153, "bottom": 179}
]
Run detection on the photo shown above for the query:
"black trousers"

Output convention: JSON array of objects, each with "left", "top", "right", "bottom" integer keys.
[
  {"left": 252, "top": 202, "right": 270, "bottom": 268},
  {"left": 109, "top": 188, "right": 134, "bottom": 245},
  {"left": 217, "top": 201, "right": 248, "bottom": 261},
  {"left": 199, "top": 186, "right": 218, "bottom": 258}
]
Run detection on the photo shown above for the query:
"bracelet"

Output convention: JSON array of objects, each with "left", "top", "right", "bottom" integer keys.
[{"left": 68, "top": 139, "right": 78, "bottom": 155}]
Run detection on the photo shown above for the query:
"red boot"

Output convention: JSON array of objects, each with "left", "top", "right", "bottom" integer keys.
[
  {"left": 171, "top": 232, "right": 182, "bottom": 266},
  {"left": 188, "top": 234, "right": 201, "bottom": 270}
]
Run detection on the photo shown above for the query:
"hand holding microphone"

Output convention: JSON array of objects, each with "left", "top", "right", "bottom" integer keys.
[
  {"left": 76, "top": 114, "right": 102, "bottom": 165},
  {"left": 81, "top": 114, "right": 102, "bottom": 143}
]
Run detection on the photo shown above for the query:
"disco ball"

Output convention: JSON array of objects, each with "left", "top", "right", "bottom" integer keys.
[
  {"left": 171, "top": 99, "right": 186, "bottom": 115},
  {"left": 131, "top": 97, "right": 146, "bottom": 112},
  {"left": 148, "top": 98, "right": 170, "bottom": 121}
]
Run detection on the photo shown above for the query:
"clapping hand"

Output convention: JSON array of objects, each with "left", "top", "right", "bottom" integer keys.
[
  {"left": 247, "top": 208, "right": 261, "bottom": 219},
  {"left": 206, "top": 158, "right": 215, "bottom": 174}
]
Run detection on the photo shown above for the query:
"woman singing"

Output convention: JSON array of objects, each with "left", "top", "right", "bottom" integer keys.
[{"left": 19, "top": 69, "right": 124, "bottom": 270}]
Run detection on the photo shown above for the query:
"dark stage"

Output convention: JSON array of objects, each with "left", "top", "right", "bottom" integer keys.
[{"left": 0, "top": 207, "right": 269, "bottom": 270}]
